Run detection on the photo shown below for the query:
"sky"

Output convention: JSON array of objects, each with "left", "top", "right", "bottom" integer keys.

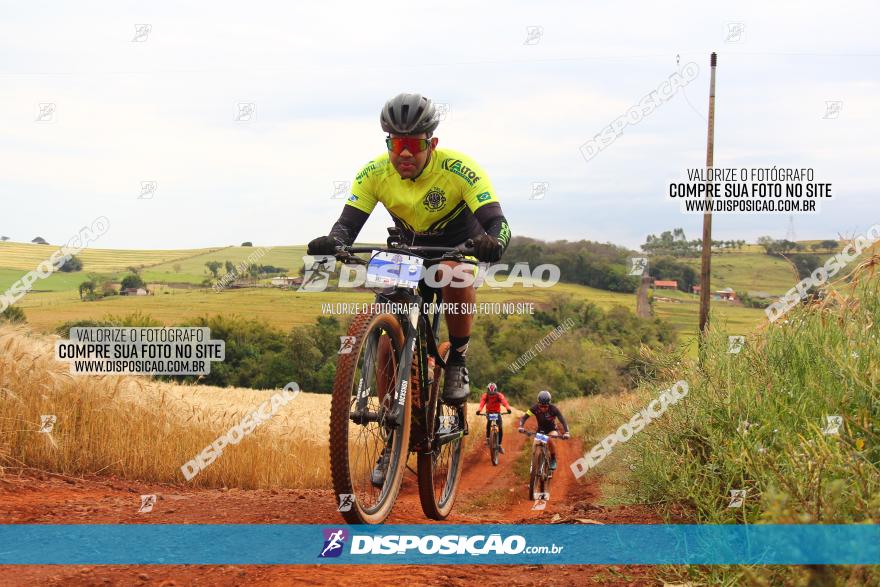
[{"left": 1, "top": 1, "right": 877, "bottom": 251}]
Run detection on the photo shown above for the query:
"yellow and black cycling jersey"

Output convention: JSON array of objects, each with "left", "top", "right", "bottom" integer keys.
[{"left": 343, "top": 148, "right": 503, "bottom": 247}]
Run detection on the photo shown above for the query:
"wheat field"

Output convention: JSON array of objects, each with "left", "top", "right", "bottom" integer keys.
[
  {"left": 0, "top": 325, "right": 493, "bottom": 489},
  {"left": 0, "top": 324, "right": 334, "bottom": 488}
]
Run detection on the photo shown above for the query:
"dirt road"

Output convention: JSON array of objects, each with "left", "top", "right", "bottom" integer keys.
[{"left": 0, "top": 433, "right": 665, "bottom": 586}]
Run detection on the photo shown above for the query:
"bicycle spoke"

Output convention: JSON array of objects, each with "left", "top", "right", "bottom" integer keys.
[{"left": 344, "top": 324, "right": 401, "bottom": 513}]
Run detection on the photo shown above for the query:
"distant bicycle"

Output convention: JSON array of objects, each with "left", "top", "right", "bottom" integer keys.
[
  {"left": 519, "top": 429, "right": 566, "bottom": 501},
  {"left": 476, "top": 410, "right": 511, "bottom": 466}
]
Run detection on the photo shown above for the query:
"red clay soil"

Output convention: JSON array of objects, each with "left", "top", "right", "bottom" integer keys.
[{"left": 0, "top": 433, "right": 669, "bottom": 586}]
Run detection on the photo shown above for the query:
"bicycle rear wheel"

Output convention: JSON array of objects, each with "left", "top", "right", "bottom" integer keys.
[
  {"left": 330, "top": 311, "right": 410, "bottom": 524},
  {"left": 417, "top": 342, "right": 465, "bottom": 520}
]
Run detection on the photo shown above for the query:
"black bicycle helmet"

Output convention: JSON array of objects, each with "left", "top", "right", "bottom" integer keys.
[
  {"left": 380, "top": 93, "right": 439, "bottom": 136},
  {"left": 537, "top": 390, "right": 551, "bottom": 405}
]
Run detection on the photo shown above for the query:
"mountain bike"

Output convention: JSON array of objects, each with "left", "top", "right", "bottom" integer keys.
[
  {"left": 519, "top": 429, "right": 566, "bottom": 501},
  {"left": 327, "top": 229, "right": 478, "bottom": 524},
  {"left": 476, "top": 411, "right": 511, "bottom": 466}
]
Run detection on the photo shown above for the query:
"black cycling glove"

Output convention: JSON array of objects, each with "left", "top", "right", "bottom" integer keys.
[
  {"left": 307, "top": 235, "right": 341, "bottom": 255},
  {"left": 471, "top": 233, "right": 503, "bottom": 262}
]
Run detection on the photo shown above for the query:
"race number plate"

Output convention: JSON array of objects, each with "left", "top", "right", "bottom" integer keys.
[
  {"left": 366, "top": 251, "right": 424, "bottom": 288},
  {"left": 488, "top": 413, "right": 499, "bottom": 421},
  {"left": 534, "top": 432, "right": 549, "bottom": 443}
]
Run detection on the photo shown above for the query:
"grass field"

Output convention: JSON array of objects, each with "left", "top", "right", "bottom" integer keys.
[
  {"left": 141, "top": 245, "right": 308, "bottom": 285},
  {"left": 0, "top": 268, "right": 91, "bottom": 293},
  {"left": 12, "top": 281, "right": 633, "bottom": 333},
  {"left": 680, "top": 250, "right": 796, "bottom": 295},
  {"left": 621, "top": 257, "right": 880, "bottom": 585}
]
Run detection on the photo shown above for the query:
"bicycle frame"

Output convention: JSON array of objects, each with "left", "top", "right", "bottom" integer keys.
[
  {"left": 487, "top": 413, "right": 501, "bottom": 434},
  {"left": 522, "top": 430, "right": 563, "bottom": 478},
  {"left": 480, "top": 413, "right": 501, "bottom": 444},
  {"left": 339, "top": 239, "right": 474, "bottom": 454}
]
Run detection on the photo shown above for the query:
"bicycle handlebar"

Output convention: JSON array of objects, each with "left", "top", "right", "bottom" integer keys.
[
  {"left": 519, "top": 430, "right": 569, "bottom": 439},
  {"left": 335, "top": 240, "right": 478, "bottom": 265}
]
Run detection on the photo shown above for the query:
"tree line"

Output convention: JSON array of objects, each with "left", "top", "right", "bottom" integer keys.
[{"left": 54, "top": 296, "right": 676, "bottom": 403}]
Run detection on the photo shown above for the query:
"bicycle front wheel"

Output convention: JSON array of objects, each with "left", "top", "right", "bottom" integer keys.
[
  {"left": 489, "top": 426, "right": 499, "bottom": 466},
  {"left": 330, "top": 311, "right": 410, "bottom": 524},
  {"left": 528, "top": 445, "right": 543, "bottom": 500},
  {"left": 417, "top": 342, "right": 465, "bottom": 520}
]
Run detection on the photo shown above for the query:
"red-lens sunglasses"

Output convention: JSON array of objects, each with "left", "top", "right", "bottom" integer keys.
[{"left": 385, "top": 137, "right": 431, "bottom": 154}]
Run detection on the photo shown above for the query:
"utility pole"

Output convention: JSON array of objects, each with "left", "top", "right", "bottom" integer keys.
[{"left": 698, "top": 52, "right": 717, "bottom": 337}]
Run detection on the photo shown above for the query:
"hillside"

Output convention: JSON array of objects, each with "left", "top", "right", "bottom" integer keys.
[
  {"left": 9, "top": 237, "right": 873, "bottom": 349},
  {"left": 0, "top": 241, "right": 221, "bottom": 273}
]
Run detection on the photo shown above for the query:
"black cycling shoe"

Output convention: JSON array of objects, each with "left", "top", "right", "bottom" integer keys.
[{"left": 441, "top": 363, "right": 470, "bottom": 405}]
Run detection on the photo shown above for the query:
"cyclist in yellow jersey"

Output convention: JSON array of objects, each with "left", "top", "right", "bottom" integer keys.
[{"left": 308, "top": 92, "right": 512, "bottom": 408}]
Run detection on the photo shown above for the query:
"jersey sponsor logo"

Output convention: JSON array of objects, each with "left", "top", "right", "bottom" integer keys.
[
  {"left": 422, "top": 187, "right": 447, "bottom": 211},
  {"left": 441, "top": 158, "right": 481, "bottom": 186},
  {"left": 476, "top": 191, "right": 492, "bottom": 203},
  {"left": 354, "top": 160, "right": 386, "bottom": 184}
]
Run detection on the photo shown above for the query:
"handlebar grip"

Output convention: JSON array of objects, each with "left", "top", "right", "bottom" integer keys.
[{"left": 457, "top": 239, "right": 476, "bottom": 255}]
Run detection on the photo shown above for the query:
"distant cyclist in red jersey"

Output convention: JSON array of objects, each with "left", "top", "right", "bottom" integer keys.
[{"left": 475, "top": 382, "right": 512, "bottom": 454}]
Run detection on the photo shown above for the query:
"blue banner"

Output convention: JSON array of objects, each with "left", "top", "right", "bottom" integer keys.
[{"left": 0, "top": 524, "right": 877, "bottom": 565}]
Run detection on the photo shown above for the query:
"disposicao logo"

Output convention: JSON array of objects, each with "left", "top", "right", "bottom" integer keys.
[{"left": 318, "top": 528, "right": 349, "bottom": 558}]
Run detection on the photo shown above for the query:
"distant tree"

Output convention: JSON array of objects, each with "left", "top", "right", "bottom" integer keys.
[
  {"left": 32, "top": 236, "right": 48, "bottom": 245},
  {"left": 255, "top": 264, "right": 287, "bottom": 275},
  {"left": 777, "top": 240, "right": 797, "bottom": 254},
  {"left": 205, "top": 261, "right": 223, "bottom": 278},
  {"left": 224, "top": 260, "right": 236, "bottom": 275},
  {"left": 0, "top": 305, "right": 26, "bottom": 324},
  {"left": 757, "top": 236, "right": 775, "bottom": 254},
  {"left": 78, "top": 280, "right": 96, "bottom": 300},
  {"left": 172, "top": 263, "right": 182, "bottom": 273},
  {"left": 820, "top": 239, "right": 838, "bottom": 252},
  {"left": 241, "top": 241, "right": 253, "bottom": 247},
  {"left": 0, "top": 236, "right": 9, "bottom": 242},
  {"left": 789, "top": 255, "right": 822, "bottom": 280},
  {"left": 60, "top": 255, "right": 83, "bottom": 272},
  {"left": 121, "top": 274, "right": 146, "bottom": 290},
  {"left": 642, "top": 229, "right": 696, "bottom": 256}
]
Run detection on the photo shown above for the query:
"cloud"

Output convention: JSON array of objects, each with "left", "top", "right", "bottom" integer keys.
[{"left": 0, "top": 1, "right": 878, "bottom": 248}]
